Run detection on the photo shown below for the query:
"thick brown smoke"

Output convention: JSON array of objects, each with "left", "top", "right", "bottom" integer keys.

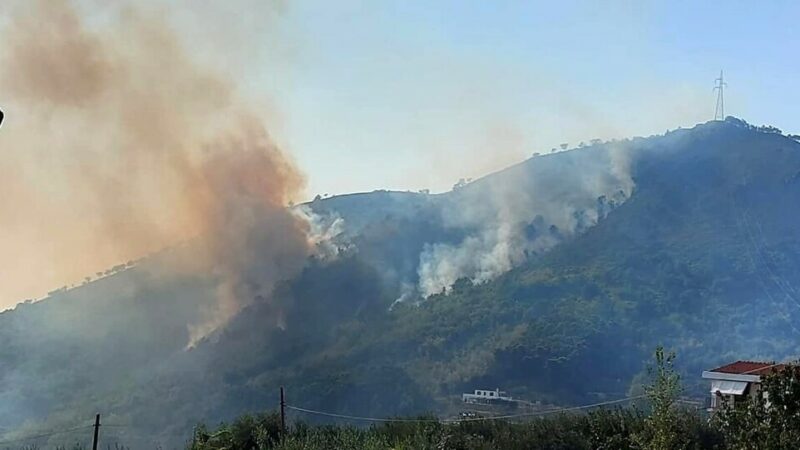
[{"left": 0, "top": 0, "right": 311, "bottom": 343}]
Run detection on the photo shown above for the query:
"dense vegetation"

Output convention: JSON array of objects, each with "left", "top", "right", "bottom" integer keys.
[
  {"left": 187, "top": 409, "right": 718, "bottom": 450},
  {"left": 714, "top": 364, "right": 800, "bottom": 449},
  {"left": 184, "top": 349, "right": 711, "bottom": 450},
  {"left": 187, "top": 351, "right": 800, "bottom": 450},
  {"left": 4, "top": 119, "right": 800, "bottom": 448},
  {"left": 13, "top": 354, "right": 800, "bottom": 449}
]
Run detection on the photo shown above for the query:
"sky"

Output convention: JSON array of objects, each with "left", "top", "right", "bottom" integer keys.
[
  {"left": 249, "top": 0, "right": 800, "bottom": 197},
  {"left": 8, "top": 0, "right": 800, "bottom": 197},
  {"left": 3, "top": 0, "right": 800, "bottom": 305}
]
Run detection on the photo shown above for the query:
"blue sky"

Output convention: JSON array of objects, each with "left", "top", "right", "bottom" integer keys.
[
  {"left": 222, "top": 0, "right": 799, "bottom": 198},
  {"left": 108, "top": 0, "right": 800, "bottom": 198}
]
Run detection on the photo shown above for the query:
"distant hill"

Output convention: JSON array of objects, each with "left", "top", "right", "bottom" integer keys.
[{"left": 3, "top": 117, "right": 800, "bottom": 447}]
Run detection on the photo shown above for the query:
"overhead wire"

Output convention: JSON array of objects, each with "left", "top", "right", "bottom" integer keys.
[
  {"left": 732, "top": 196, "right": 800, "bottom": 335},
  {"left": 0, "top": 425, "right": 93, "bottom": 445},
  {"left": 0, "top": 395, "right": 653, "bottom": 445},
  {"left": 286, "top": 394, "right": 647, "bottom": 424}
]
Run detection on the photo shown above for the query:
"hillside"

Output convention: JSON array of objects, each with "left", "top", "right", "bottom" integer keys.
[{"left": 2, "top": 117, "right": 800, "bottom": 447}]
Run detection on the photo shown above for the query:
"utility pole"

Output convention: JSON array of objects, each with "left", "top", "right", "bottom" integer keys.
[
  {"left": 714, "top": 70, "right": 727, "bottom": 121},
  {"left": 91, "top": 414, "right": 100, "bottom": 450},
  {"left": 280, "top": 386, "right": 286, "bottom": 436}
]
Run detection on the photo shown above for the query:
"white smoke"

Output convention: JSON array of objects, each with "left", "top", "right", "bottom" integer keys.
[
  {"left": 293, "top": 205, "right": 348, "bottom": 259},
  {"left": 417, "top": 144, "right": 634, "bottom": 297}
]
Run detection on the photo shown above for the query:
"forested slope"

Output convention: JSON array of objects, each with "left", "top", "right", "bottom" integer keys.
[{"left": 3, "top": 118, "right": 800, "bottom": 448}]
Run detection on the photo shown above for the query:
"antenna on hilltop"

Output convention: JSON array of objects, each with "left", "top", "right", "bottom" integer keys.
[{"left": 713, "top": 70, "right": 727, "bottom": 121}]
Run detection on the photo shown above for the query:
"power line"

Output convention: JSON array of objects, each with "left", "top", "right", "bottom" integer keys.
[
  {"left": 285, "top": 406, "right": 440, "bottom": 423},
  {"left": 732, "top": 199, "right": 800, "bottom": 335},
  {"left": 286, "top": 395, "right": 646, "bottom": 424},
  {"left": 0, "top": 421, "right": 188, "bottom": 448},
  {"left": 452, "top": 395, "right": 647, "bottom": 422},
  {"left": 0, "top": 425, "right": 92, "bottom": 446},
  {"left": 0, "top": 394, "right": 649, "bottom": 447}
]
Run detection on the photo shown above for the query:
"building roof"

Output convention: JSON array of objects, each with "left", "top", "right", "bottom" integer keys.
[{"left": 709, "top": 360, "right": 788, "bottom": 376}]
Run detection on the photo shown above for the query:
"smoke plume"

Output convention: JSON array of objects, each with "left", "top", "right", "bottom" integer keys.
[
  {"left": 0, "top": 0, "right": 311, "bottom": 343},
  {"left": 417, "top": 144, "right": 634, "bottom": 297}
]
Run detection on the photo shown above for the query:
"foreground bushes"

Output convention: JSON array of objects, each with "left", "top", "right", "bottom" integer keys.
[
  {"left": 187, "top": 350, "right": 800, "bottom": 450},
  {"left": 188, "top": 408, "right": 722, "bottom": 450}
]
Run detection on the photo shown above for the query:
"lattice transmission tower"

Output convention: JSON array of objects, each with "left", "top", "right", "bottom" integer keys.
[{"left": 714, "top": 70, "right": 727, "bottom": 121}]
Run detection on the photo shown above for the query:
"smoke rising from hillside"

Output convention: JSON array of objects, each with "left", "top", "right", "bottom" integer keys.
[
  {"left": 0, "top": 0, "right": 310, "bottom": 342},
  {"left": 417, "top": 144, "right": 634, "bottom": 297}
]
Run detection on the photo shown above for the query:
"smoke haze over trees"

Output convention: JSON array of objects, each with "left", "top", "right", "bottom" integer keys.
[
  {"left": 0, "top": 0, "right": 316, "bottom": 343},
  {"left": 0, "top": 118, "right": 800, "bottom": 447},
  {"left": 4, "top": 1, "right": 800, "bottom": 449}
]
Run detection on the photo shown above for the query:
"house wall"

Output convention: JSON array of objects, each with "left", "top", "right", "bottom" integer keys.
[{"left": 709, "top": 382, "right": 764, "bottom": 411}]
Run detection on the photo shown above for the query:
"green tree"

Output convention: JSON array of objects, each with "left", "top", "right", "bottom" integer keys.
[
  {"left": 715, "top": 364, "right": 800, "bottom": 450},
  {"left": 633, "top": 346, "right": 686, "bottom": 450}
]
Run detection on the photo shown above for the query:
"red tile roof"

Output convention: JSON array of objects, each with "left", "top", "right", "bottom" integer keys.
[{"left": 709, "top": 360, "right": 789, "bottom": 376}]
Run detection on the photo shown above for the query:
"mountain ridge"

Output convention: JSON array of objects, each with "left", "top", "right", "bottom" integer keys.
[{"left": 3, "top": 118, "right": 800, "bottom": 447}]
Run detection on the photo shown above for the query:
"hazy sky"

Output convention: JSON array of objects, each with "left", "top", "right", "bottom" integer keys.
[
  {"left": 2, "top": 0, "right": 800, "bottom": 306},
  {"left": 8, "top": 0, "right": 800, "bottom": 197},
  {"left": 240, "top": 0, "right": 800, "bottom": 197}
]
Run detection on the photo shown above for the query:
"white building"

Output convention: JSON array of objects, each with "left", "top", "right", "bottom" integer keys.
[
  {"left": 462, "top": 388, "right": 513, "bottom": 404},
  {"left": 701, "top": 360, "right": 786, "bottom": 411}
]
